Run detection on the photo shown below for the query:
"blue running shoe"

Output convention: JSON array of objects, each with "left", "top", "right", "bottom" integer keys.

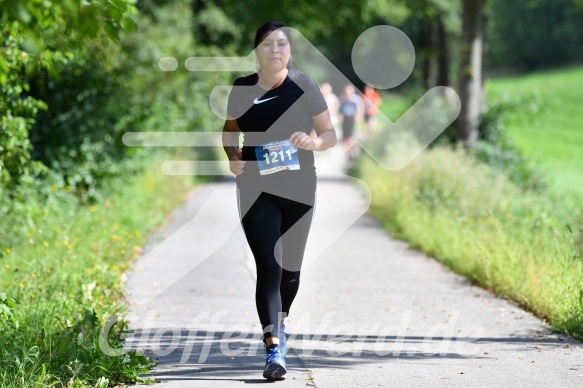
[
  {"left": 279, "top": 324, "right": 291, "bottom": 357},
  {"left": 262, "top": 345, "right": 286, "bottom": 380}
]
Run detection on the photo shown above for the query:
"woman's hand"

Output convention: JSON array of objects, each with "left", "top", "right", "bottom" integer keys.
[
  {"left": 229, "top": 148, "right": 245, "bottom": 175},
  {"left": 289, "top": 131, "right": 318, "bottom": 151}
]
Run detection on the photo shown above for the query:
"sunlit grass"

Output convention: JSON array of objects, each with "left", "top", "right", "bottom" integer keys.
[
  {"left": 378, "top": 67, "right": 583, "bottom": 203},
  {"left": 358, "top": 147, "right": 583, "bottom": 338},
  {"left": 486, "top": 66, "right": 583, "bottom": 202}
]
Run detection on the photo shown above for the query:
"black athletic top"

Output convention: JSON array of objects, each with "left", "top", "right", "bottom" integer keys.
[{"left": 227, "top": 70, "right": 328, "bottom": 197}]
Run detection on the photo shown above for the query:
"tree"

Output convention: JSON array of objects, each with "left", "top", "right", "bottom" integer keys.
[
  {"left": 0, "top": 0, "right": 137, "bottom": 188},
  {"left": 487, "top": 0, "right": 583, "bottom": 70},
  {"left": 456, "top": 0, "right": 486, "bottom": 149}
]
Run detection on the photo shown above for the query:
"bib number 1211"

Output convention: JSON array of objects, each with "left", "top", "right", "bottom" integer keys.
[
  {"left": 263, "top": 148, "right": 293, "bottom": 164},
  {"left": 255, "top": 139, "right": 300, "bottom": 175}
]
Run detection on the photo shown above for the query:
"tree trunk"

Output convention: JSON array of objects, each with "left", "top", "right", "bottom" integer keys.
[
  {"left": 419, "top": 18, "right": 431, "bottom": 90},
  {"left": 192, "top": 0, "right": 210, "bottom": 47},
  {"left": 436, "top": 14, "right": 449, "bottom": 88},
  {"left": 456, "top": 0, "right": 485, "bottom": 150},
  {"left": 419, "top": 18, "right": 438, "bottom": 89}
]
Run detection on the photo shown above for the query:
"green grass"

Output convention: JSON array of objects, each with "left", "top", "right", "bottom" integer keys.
[
  {"left": 365, "top": 68, "right": 583, "bottom": 339},
  {"left": 357, "top": 147, "right": 583, "bottom": 339},
  {"left": 0, "top": 150, "right": 198, "bottom": 387},
  {"left": 377, "top": 91, "right": 417, "bottom": 122},
  {"left": 377, "top": 67, "right": 583, "bottom": 202},
  {"left": 486, "top": 66, "right": 583, "bottom": 202}
]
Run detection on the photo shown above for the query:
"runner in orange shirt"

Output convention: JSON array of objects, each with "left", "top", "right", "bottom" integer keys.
[{"left": 363, "top": 84, "right": 382, "bottom": 137}]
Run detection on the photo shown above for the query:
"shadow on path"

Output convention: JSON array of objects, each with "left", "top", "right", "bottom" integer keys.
[{"left": 126, "top": 327, "right": 577, "bottom": 382}]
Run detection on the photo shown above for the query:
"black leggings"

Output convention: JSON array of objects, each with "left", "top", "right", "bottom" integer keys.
[{"left": 237, "top": 188, "right": 315, "bottom": 340}]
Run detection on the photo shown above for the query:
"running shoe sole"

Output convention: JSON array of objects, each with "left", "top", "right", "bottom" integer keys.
[{"left": 263, "top": 362, "right": 287, "bottom": 380}]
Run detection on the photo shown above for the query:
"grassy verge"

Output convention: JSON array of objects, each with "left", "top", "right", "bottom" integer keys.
[
  {"left": 485, "top": 66, "right": 583, "bottom": 202},
  {"left": 357, "top": 147, "right": 583, "bottom": 339},
  {"left": 0, "top": 150, "right": 198, "bottom": 387}
]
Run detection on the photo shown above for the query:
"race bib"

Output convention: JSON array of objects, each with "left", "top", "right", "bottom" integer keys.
[{"left": 255, "top": 139, "right": 300, "bottom": 175}]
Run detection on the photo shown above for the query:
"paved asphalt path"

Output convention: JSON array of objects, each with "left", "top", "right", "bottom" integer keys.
[{"left": 125, "top": 149, "right": 583, "bottom": 387}]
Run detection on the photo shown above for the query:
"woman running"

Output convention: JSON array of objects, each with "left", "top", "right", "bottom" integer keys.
[{"left": 222, "top": 21, "right": 337, "bottom": 380}]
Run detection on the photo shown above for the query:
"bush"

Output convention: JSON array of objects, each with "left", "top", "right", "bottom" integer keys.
[
  {"left": 0, "top": 0, "right": 137, "bottom": 190},
  {"left": 473, "top": 92, "right": 548, "bottom": 192}
]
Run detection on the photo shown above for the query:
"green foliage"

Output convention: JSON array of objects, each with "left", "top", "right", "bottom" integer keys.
[
  {"left": 28, "top": 41, "right": 142, "bottom": 202},
  {"left": 362, "top": 0, "right": 411, "bottom": 26},
  {"left": 49, "top": 309, "right": 155, "bottom": 385},
  {"left": 0, "top": 0, "right": 227, "bottom": 387},
  {"left": 123, "top": 0, "right": 229, "bottom": 161},
  {"left": 0, "top": 1, "right": 232, "bottom": 382},
  {"left": 488, "top": 0, "right": 583, "bottom": 70},
  {"left": 0, "top": 0, "right": 137, "bottom": 189},
  {"left": 126, "top": 0, "right": 214, "bottom": 127},
  {"left": 0, "top": 26, "right": 49, "bottom": 187},
  {"left": 473, "top": 93, "right": 548, "bottom": 192},
  {"left": 0, "top": 305, "right": 155, "bottom": 387},
  {"left": 0, "top": 292, "right": 19, "bottom": 328},
  {"left": 210, "top": 0, "right": 410, "bottom": 86},
  {"left": 0, "top": 152, "right": 194, "bottom": 386},
  {"left": 193, "top": 1, "right": 242, "bottom": 47},
  {"left": 1, "top": 0, "right": 229, "bottom": 251},
  {"left": 0, "top": 0, "right": 138, "bottom": 50},
  {"left": 382, "top": 85, "right": 549, "bottom": 192}
]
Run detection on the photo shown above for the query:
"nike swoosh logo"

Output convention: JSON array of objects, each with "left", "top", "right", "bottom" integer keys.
[{"left": 254, "top": 96, "right": 278, "bottom": 104}]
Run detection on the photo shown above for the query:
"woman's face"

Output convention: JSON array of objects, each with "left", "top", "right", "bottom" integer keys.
[{"left": 255, "top": 29, "right": 291, "bottom": 73}]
